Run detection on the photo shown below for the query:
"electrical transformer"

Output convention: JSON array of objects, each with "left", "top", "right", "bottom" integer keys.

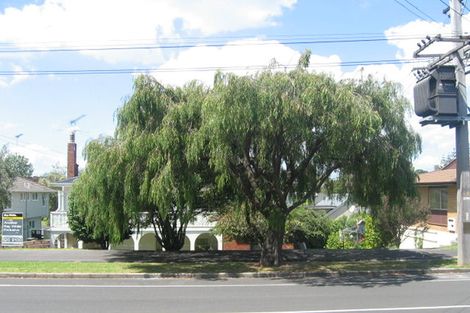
[{"left": 414, "top": 65, "right": 458, "bottom": 117}]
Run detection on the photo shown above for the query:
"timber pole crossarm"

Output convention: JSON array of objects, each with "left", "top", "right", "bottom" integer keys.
[{"left": 414, "top": 34, "right": 470, "bottom": 70}]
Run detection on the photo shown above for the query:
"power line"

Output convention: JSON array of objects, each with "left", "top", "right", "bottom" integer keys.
[
  {"left": 0, "top": 34, "right": 452, "bottom": 53},
  {"left": 402, "top": 0, "right": 438, "bottom": 22},
  {"left": 393, "top": 0, "right": 429, "bottom": 20},
  {"left": 0, "top": 36, "right": 429, "bottom": 54},
  {"left": 0, "top": 58, "right": 429, "bottom": 77},
  {"left": 0, "top": 134, "right": 63, "bottom": 158},
  {"left": 0, "top": 32, "right": 444, "bottom": 48},
  {"left": 462, "top": 0, "right": 470, "bottom": 12},
  {"left": 440, "top": 0, "right": 470, "bottom": 21}
]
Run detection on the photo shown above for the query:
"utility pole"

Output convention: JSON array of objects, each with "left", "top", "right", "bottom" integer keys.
[
  {"left": 413, "top": 0, "right": 470, "bottom": 265},
  {"left": 450, "top": 0, "right": 470, "bottom": 266}
]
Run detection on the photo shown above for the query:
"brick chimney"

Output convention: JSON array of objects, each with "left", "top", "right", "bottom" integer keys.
[{"left": 67, "top": 132, "right": 79, "bottom": 178}]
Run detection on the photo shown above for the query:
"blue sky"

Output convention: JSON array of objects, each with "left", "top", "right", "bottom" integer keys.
[{"left": 0, "top": 0, "right": 462, "bottom": 175}]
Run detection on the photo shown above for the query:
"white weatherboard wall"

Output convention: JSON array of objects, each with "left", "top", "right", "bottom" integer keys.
[{"left": 8, "top": 178, "right": 53, "bottom": 240}]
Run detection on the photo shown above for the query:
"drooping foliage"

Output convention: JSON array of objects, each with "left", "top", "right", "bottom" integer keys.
[
  {"left": 69, "top": 52, "right": 420, "bottom": 262},
  {"left": 337, "top": 78, "right": 421, "bottom": 209},
  {"left": 195, "top": 53, "right": 421, "bottom": 266},
  {"left": 69, "top": 76, "right": 215, "bottom": 250}
]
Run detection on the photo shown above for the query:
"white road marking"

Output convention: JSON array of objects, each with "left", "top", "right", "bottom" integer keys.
[
  {"left": 0, "top": 283, "right": 297, "bottom": 288},
  {"left": 233, "top": 304, "right": 470, "bottom": 313},
  {"left": 1, "top": 276, "right": 470, "bottom": 288}
]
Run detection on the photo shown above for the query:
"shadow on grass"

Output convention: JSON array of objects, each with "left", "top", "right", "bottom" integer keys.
[
  {"left": 125, "top": 261, "right": 259, "bottom": 276},
  {"left": 124, "top": 253, "right": 457, "bottom": 288},
  {"left": 104, "top": 248, "right": 455, "bottom": 263}
]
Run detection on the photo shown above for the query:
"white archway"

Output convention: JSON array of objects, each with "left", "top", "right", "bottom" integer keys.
[
  {"left": 138, "top": 233, "right": 163, "bottom": 251},
  {"left": 112, "top": 238, "right": 135, "bottom": 251},
  {"left": 195, "top": 233, "right": 218, "bottom": 251},
  {"left": 52, "top": 232, "right": 78, "bottom": 249}
]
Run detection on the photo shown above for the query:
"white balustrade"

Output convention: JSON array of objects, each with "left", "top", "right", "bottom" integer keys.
[{"left": 50, "top": 211, "right": 69, "bottom": 230}]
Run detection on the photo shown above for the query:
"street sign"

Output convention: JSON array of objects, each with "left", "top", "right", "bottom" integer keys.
[{"left": 1, "top": 212, "right": 24, "bottom": 247}]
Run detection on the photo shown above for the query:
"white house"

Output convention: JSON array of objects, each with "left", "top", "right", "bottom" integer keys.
[
  {"left": 6, "top": 177, "right": 54, "bottom": 240},
  {"left": 48, "top": 133, "right": 222, "bottom": 250}
]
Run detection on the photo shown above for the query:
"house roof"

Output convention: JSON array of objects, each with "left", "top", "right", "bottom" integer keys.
[
  {"left": 417, "top": 169, "right": 456, "bottom": 185},
  {"left": 9, "top": 177, "right": 55, "bottom": 193},
  {"left": 442, "top": 159, "right": 457, "bottom": 170},
  {"left": 315, "top": 195, "right": 348, "bottom": 208},
  {"left": 50, "top": 176, "right": 78, "bottom": 187}
]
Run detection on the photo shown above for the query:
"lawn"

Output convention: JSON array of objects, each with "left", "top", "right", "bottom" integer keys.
[{"left": 0, "top": 259, "right": 461, "bottom": 274}]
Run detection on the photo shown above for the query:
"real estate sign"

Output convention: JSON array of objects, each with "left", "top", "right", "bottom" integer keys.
[{"left": 1, "top": 212, "right": 24, "bottom": 247}]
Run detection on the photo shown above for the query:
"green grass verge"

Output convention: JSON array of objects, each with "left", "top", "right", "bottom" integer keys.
[{"left": 0, "top": 259, "right": 464, "bottom": 274}]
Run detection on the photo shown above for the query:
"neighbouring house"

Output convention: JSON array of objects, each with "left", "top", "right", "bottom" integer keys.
[
  {"left": 6, "top": 177, "right": 55, "bottom": 241},
  {"left": 48, "top": 133, "right": 223, "bottom": 250},
  {"left": 400, "top": 160, "right": 458, "bottom": 249},
  {"left": 312, "top": 194, "right": 360, "bottom": 219}
]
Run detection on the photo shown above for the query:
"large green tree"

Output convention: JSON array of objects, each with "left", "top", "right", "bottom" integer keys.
[
  {"left": 3, "top": 150, "right": 33, "bottom": 177},
  {"left": 196, "top": 55, "right": 421, "bottom": 266},
  {"left": 0, "top": 147, "right": 13, "bottom": 211},
  {"left": 0, "top": 146, "right": 34, "bottom": 211},
  {"left": 69, "top": 76, "right": 215, "bottom": 250}
]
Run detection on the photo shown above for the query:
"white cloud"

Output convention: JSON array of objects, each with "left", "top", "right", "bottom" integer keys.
[
  {"left": 0, "top": 122, "right": 19, "bottom": 131},
  {"left": 8, "top": 143, "right": 65, "bottom": 176},
  {"left": 308, "top": 54, "right": 342, "bottom": 79},
  {"left": 385, "top": 20, "right": 448, "bottom": 60},
  {"left": 153, "top": 39, "right": 297, "bottom": 86},
  {"left": 152, "top": 38, "right": 342, "bottom": 87},
  {"left": 172, "top": 0, "right": 296, "bottom": 34},
  {"left": 0, "top": 65, "right": 31, "bottom": 88},
  {"left": 0, "top": 0, "right": 296, "bottom": 64}
]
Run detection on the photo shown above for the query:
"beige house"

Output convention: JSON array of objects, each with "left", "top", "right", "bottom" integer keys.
[{"left": 401, "top": 160, "right": 458, "bottom": 249}]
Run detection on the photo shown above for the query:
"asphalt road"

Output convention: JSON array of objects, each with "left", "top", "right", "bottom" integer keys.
[{"left": 1, "top": 272, "right": 470, "bottom": 313}]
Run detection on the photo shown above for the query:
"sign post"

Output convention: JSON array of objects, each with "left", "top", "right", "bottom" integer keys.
[{"left": 1, "top": 212, "right": 24, "bottom": 247}]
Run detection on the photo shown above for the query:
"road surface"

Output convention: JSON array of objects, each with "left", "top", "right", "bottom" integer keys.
[{"left": 1, "top": 272, "right": 470, "bottom": 313}]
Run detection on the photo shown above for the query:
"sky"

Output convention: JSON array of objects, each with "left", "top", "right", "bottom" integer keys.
[{"left": 0, "top": 0, "right": 466, "bottom": 175}]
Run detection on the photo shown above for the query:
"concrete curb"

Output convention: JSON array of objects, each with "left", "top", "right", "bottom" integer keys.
[{"left": 1, "top": 267, "right": 469, "bottom": 279}]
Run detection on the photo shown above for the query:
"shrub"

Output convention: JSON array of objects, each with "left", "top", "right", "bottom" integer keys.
[
  {"left": 326, "top": 212, "right": 382, "bottom": 249},
  {"left": 285, "top": 207, "right": 332, "bottom": 249}
]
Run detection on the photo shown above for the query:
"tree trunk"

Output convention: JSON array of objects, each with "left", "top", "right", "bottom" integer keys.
[
  {"left": 260, "top": 230, "right": 284, "bottom": 266},
  {"left": 259, "top": 212, "right": 286, "bottom": 267}
]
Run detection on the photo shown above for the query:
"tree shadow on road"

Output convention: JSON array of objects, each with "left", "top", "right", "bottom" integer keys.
[{"left": 280, "top": 270, "right": 438, "bottom": 289}]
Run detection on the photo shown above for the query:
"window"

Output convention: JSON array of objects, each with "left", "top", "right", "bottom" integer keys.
[
  {"left": 31, "top": 193, "right": 38, "bottom": 201},
  {"left": 42, "top": 194, "right": 46, "bottom": 206},
  {"left": 20, "top": 193, "right": 29, "bottom": 201},
  {"left": 428, "top": 187, "right": 448, "bottom": 226},
  {"left": 429, "top": 187, "right": 448, "bottom": 210}
]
